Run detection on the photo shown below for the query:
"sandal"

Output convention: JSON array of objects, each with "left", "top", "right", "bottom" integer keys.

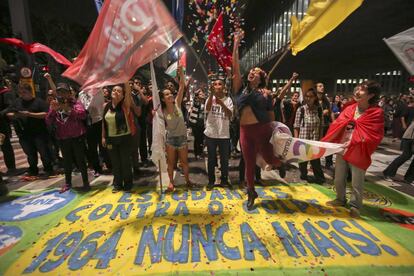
[
  {"left": 59, "top": 184, "right": 71, "bottom": 194},
  {"left": 166, "top": 183, "right": 175, "bottom": 193}
]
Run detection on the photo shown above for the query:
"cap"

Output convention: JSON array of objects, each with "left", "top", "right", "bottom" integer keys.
[{"left": 56, "top": 82, "right": 70, "bottom": 92}]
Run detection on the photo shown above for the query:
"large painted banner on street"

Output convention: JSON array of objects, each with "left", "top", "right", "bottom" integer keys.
[{"left": 1, "top": 184, "right": 414, "bottom": 275}]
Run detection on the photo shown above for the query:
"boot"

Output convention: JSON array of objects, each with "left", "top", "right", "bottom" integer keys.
[{"left": 247, "top": 189, "right": 258, "bottom": 211}]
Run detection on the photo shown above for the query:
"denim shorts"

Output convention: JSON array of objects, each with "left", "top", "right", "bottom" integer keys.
[{"left": 166, "top": 135, "right": 187, "bottom": 149}]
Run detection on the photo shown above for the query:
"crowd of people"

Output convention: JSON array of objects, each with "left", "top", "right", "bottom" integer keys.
[{"left": 1, "top": 38, "right": 414, "bottom": 217}]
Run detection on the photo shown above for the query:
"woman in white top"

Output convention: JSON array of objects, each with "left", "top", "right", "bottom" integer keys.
[{"left": 159, "top": 66, "right": 192, "bottom": 192}]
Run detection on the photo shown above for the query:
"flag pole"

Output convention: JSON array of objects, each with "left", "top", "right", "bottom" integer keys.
[
  {"left": 158, "top": 160, "right": 163, "bottom": 194},
  {"left": 180, "top": 34, "right": 209, "bottom": 80},
  {"left": 266, "top": 43, "right": 291, "bottom": 86}
]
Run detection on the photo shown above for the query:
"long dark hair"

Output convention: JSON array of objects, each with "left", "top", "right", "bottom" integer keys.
[
  {"left": 103, "top": 98, "right": 128, "bottom": 135},
  {"left": 306, "top": 88, "right": 320, "bottom": 107}
]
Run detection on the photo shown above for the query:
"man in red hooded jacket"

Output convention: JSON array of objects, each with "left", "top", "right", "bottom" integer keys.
[{"left": 323, "top": 80, "right": 384, "bottom": 218}]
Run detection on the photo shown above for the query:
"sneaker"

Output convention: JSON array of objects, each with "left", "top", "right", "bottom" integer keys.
[
  {"left": 326, "top": 199, "right": 346, "bottom": 207},
  {"left": 112, "top": 187, "right": 121, "bottom": 193},
  {"left": 314, "top": 178, "right": 326, "bottom": 185},
  {"left": 206, "top": 183, "right": 215, "bottom": 191},
  {"left": 81, "top": 185, "right": 91, "bottom": 192},
  {"left": 59, "top": 184, "right": 71, "bottom": 193},
  {"left": 44, "top": 170, "right": 56, "bottom": 177},
  {"left": 0, "top": 184, "right": 9, "bottom": 196},
  {"left": 5, "top": 168, "right": 17, "bottom": 176},
  {"left": 350, "top": 207, "right": 361, "bottom": 218},
  {"left": 278, "top": 165, "right": 286, "bottom": 178},
  {"left": 221, "top": 180, "right": 232, "bottom": 188},
  {"left": 382, "top": 171, "right": 393, "bottom": 182},
  {"left": 123, "top": 186, "right": 132, "bottom": 192}
]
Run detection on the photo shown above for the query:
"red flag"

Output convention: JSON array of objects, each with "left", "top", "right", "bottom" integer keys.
[
  {"left": 179, "top": 51, "right": 186, "bottom": 68},
  {"left": 62, "top": 0, "right": 182, "bottom": 91},
  {"left": 206, "top": 12, "right": 232, "bottom": 69},
  {"left": 322, "top": 103, "right": 384, "bottom": 170},
  {"left": 0, "top": 38, "right": 72, "bottom": 67}
]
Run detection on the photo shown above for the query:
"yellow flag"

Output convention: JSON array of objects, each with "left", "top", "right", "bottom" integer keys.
[{"left": 290, "top": 0, "right": 364, "bottom": 56}]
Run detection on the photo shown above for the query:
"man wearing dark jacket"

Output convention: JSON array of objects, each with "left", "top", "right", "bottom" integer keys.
[
  {"left": 0, "top": 81, "right": 16, "bottom": 175},
  {"left": 6, "top": 83, "right": 53, "bottom": 176}
]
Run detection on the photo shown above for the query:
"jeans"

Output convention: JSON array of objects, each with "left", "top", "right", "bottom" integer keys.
[
  {"left": 107, "top": 134, "right": 133, "bottom": 190},
  {"left": 19, "top": 133, "right": 53, "bottom": 175},
  {"left": 334, "top": 154, "right": 366, "bottom": 210},
  {"left": 299, "top": 159, "right": 325, "bottom": 182},
  {"left": 86, "top": 121, "right": 103, "bottom": 173},
  {"left": 383, "top": 139, "right": 414, "bottom": 181},
  {"left": 60, "top": 136, "right": 89, "bottom": 186},
  {"left": 205, "top": 136, "right": 230, "bottom": 185},
  {"left": 191, "top": 125, "right": 204, "bottom": 157}
]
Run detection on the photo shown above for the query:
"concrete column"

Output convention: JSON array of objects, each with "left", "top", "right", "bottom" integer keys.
[{"left": 8, "top": 0, "right": 33, "bottom": 43}]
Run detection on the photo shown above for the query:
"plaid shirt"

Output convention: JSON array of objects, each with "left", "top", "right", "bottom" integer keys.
[{"left": 294, "top": 104, "right": 321, "bottom": 140}]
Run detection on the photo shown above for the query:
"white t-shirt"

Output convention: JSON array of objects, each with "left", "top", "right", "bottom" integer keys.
[
  {"left": 78, "top": 90, "right": 105, "bottom": 124},
  {"left": 204, "top": 96, "right": 233, "bottom": 139}
]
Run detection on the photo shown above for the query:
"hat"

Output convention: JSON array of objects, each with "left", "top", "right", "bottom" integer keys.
[
  {"left": 208, "top": 72, "right": 226, "bottom": 82},
  {"left": 56, "top": 82, "right": 70, "bottom": 92}
]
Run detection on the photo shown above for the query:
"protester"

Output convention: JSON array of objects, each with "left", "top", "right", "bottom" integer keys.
[
  {"left": 78, "top": 89, "right": 105, "bottom": 177},
  {"left": 188, "top": 88, "right": 206, "bottom": 160},
  {"left": 130, "top": 79, "right": 144, "bottom": 177},
  {"left": 232, "top": 31, "right": 283, "bottom": 210},
  {"left": 383, "top": 119, "right": 414, "bottom": 184},
  {"left": 46, "top": 83, "right": 90, "bottom": 192},
  {"left": 133, "top": 78, "right": 151, "bottom": 167},
  {"left": 382, "top": 97, "right": 394, "bottom": 135},
  {"left": 331, "top": 94, "right": 342, "bottom": 120},
  {"left": 392, "top": 94, "right": 408, "bottom": 140},
  {"left": 316, "top": 82, "right": 333, "bottom": 169},
  {"left": 294, "top": 88, "right": 326, "bottom": 184},
  {"left": 159, "top": 66, "right": 192, "bottom": 192},
  {"left": 272, "top": 72, "right": 299, "bottom": 124},
  {"left": 102, "top": 84, "right": 136, "bottom": 192},
  {"left": 0, "top": 79, "right": 16, "bottom": 175},
  {"left": 205, "top": 76, "right": 233, "bottom": 190},
  {"left": 283, "top": 90, "right": 302, "bottom": 133},
  {"left": 0, "top": 132, "right": 9, "bottom": 195},
  {"left": 103, "top": 87, "right": 111, "bottom": 103},
  {"left": 324, "top": 81, "right": 384, "bottom": 218},
  {"left": 7, "top": 83, "right": 54, "bottom": 177},
  {"left": 402, "top": 96, "right": 414, "bottom": 129}
]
